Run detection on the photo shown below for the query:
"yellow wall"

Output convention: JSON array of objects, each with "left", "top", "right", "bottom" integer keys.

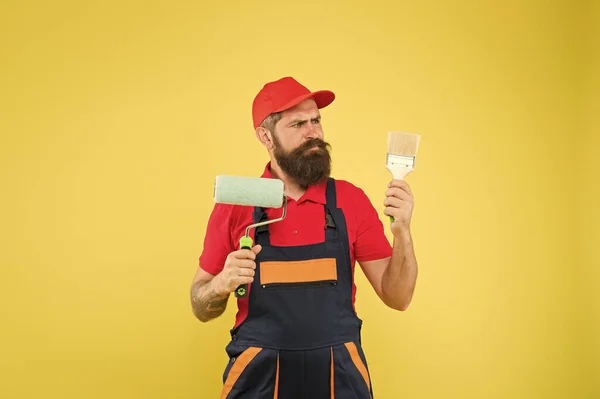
[
  {"left": 0, "top": 0, "right": 595, "bottom": 398},
  {"left": 579, "top": 0, "right": 600, "bottom": 396}
]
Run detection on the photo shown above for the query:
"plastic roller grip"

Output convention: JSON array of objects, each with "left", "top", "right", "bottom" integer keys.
[{"left": 234, "top": 236, "right": 254, "bottom": 298}]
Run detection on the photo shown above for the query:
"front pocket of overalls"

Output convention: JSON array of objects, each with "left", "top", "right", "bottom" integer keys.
[
  {"left": 256, "top": 257, "right": 343, "bottom": 348},
  {"left": 220, "top": 346, "right": 279, "bottom": 399},
  {"left": 259, "top": 258, "right": 338, "bottom": 289}
]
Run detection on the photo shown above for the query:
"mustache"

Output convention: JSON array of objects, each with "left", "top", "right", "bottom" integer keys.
[{"left": 295, "top": 138, "right": 330, "bottom": 154}]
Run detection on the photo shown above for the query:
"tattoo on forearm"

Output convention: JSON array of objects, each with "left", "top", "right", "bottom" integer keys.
[{"left": 191, "top": 280, "right": 229, "bottom": 322}]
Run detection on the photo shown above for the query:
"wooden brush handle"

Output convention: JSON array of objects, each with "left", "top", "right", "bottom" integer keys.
[
  {"left": 387, "top": 165, "right": 414, "bottom": 222},
  {"left": 387, "top": 165, "right": 414, "bottom": 181}
]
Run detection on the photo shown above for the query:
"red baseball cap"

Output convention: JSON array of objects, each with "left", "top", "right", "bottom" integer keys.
[{"left": 252, "top": 76, "right": 335, "bottom": 129}]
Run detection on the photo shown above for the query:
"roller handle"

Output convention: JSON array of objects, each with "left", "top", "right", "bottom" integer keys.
[{"left": 234, "top": 236, "right": 254, "bottom": 298}]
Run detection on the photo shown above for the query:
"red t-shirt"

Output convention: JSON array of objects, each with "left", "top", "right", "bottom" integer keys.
[{"left": 199, "top": 164, "right": 392, "bottom": 328}]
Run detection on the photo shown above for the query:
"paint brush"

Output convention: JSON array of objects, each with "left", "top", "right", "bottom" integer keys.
[{"left": 386, "top": 131, "right": 421, "bottom": 222}]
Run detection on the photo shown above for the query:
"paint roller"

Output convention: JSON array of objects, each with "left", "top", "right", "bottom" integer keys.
[{"left": 213, "top": 175, "right": 288, "bottom": 298}]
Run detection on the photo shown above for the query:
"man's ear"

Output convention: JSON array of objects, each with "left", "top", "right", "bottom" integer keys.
[{"left": 256, "top": 127, "right": 274, "bottom": 151}]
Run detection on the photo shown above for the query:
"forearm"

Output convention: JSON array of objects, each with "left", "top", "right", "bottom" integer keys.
[
  {"left": 382, "top": 228, "right": 418, "bottom": 311},
  {"left": 190, "top": 277, "right": 230, "bottom": 322}
]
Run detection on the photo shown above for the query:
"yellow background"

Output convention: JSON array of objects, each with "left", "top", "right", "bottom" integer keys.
[{"left": 1, "top": 0, "right": 597, "bottom": 398}]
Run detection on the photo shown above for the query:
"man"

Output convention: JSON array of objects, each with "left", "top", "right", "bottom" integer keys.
[{"left": 190, "top": 76, "right": 418, "bottom": 398}]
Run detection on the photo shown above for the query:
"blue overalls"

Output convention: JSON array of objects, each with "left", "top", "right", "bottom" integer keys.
[{"left": 220, "top": 178, "right": 374, "bottom": 399}]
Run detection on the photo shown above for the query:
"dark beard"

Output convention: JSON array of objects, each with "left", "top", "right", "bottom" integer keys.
[{"left": 272, "top": 136, "right": 332, "bottom": 189}]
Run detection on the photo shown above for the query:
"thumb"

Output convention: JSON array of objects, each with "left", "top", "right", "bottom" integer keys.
[{"left": 252, "top": 244, "right": 262, "bottom": 255}]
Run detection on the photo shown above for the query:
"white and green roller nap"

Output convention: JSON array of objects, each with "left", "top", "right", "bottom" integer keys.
[
  {"left": 213, "top": 175, "right": 286, "bottom": 298},
  {"left": 214, "top": 175, "right": 284, "bottom": 208}
]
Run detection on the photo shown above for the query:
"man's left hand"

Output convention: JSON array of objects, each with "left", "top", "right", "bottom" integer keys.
[{"left": 383, "top": 179, "right": 414, "bottom": 235}]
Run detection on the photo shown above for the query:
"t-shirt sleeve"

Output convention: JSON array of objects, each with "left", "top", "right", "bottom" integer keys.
[
  {"left": 353, "top": 186, "right": 393, "bottom": 263},
  {"left": 198, "top": 203, "right": 236, "bottom": 275}
]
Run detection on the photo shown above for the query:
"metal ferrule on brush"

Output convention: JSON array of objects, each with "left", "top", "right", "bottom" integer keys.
[{"left": 386, "top": 153, "right": 416, "bottom": 169}]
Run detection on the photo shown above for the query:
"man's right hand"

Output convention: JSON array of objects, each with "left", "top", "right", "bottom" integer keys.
[{"left": 213, "top": 245, "right": 262, "bottom": 295}]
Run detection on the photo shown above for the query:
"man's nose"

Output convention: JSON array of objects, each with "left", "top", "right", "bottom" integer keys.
[{"left": 305, "top": 123, "right": 319, "bottom": 139}]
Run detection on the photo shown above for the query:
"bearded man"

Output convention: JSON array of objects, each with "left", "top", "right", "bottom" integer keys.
[{"left": 190, "top": 76, "right": 419, "bottom": 399}]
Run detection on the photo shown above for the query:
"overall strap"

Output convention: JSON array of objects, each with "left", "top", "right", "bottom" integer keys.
[
  {"left": 325, "top": 178, "right": 338, "bottom": 241},
  {"left": 252, "top": 206, "right": 271, "bottom": 246},
  {"left": 325, "top": 177, "right": 337, "bottom": 208}
]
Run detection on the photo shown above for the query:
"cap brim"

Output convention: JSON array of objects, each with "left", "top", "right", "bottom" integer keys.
[{"left": 273, "top": 90, "right": 335, "bottom": 113}]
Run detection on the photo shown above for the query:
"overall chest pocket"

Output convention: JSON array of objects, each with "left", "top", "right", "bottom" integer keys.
[{"left": 258, "top": 258, "right": 338, "bottom": 290}]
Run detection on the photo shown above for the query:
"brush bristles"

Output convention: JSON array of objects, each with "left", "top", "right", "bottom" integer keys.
[{"left": 388, "top": 132, "right": 420, "bottom": 157}]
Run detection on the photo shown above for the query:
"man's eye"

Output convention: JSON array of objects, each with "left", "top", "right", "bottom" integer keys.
[{"left": 312, "top": 119, "right": 320, "bottom": 124}]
